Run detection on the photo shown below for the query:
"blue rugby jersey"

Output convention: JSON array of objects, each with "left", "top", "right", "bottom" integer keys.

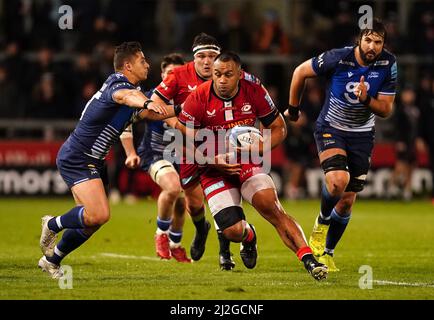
[
  {"left": 311, "top": 46, "right": 397, "bottom": 132},
  {"left": 65, "top": 72, "right": 142, "bottom": 160},
  {"left": 136, "top": 90, "right": 176, "bottom": 168}
]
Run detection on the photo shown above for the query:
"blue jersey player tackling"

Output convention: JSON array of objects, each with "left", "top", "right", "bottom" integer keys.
[
  {"left": 120, "top": 53, "right": 192, "bottom": 263},
  {"left": 285, "top": 19, "right": 397, "bottom": 271},
  {"left": 38, "top": 42, "right": 169, "bottom": 279}
]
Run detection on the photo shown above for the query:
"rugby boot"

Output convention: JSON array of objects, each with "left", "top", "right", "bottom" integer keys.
[
  {"left": 38, "top": 256, "right": 63, "bottom": 279},
  {"left": 155, "top": 233, "right": 171, "bottom": 260},
  {"left": 170, "top": 246, "right": 192, "bottom": 263},
  {"left": 219, "top": 250, "right": 235, "bottom": 271},
  {"left": 190, "top": 220, "right": 211, "bottom": 261},
  {"left": 309, "top": 217, "right": 329, "bottom": 257},
  {"left": 319, "top": 253, "right": 340, "bottom": 272},
  {"left": 40, "top": 215, "right": 57, "bottom": 257},
  {"left": 303, "top": 255, "right": 328, "bottom": 281},
  {"left": 240, "top": 224, "right": 257, "bottom": 269}
]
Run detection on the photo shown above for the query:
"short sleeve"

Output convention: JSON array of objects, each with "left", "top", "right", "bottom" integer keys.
[
  {"left": 108, "top": 81, "right": 136, "bottom": 103},
  {"left": 254, "top": 85, "right": 280, "bottom": 127},
  {"left": 378, "top": 60, "right": 397, "bottom": 96},
  {"left": 154, "top": 71, "right": 179, "bottom": 103},
  {"left": 178, "top": 91, "right": 203, "bottom": 128},
  {"left": 311, "top": 48, "right": 344, "bottom": 76}
]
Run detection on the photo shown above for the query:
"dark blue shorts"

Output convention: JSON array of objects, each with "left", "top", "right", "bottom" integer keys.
[
  {"left": 56, "top": 143, "right": 108, "bottom": 189},
  {"left": 314, "top": 124, "right": 375, "bottom": 178}
]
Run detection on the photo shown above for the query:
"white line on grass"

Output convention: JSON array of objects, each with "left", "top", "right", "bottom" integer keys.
[
  {"left": 99, "top": 252, "right": 162, "bottom": 261},
  {"left": 374, "top": 280, "right": 434, "bottom": 288}
]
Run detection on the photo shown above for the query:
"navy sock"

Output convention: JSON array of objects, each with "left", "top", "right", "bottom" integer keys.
[
  {"left": 217, "top": 232, "right": 230, "bottom": 254},
  {"left": 191, "top": 207, "right": 207, "bottom": 234},
  {"left": 157, "top": 217, "right": 171, "bottom": 232},
  {"left": 47, "top": 206, "right": 85, "bottom": 233},
  {"left": 325, "top": 208, "right": 351, "bottom": 254},
  {"left": 46, "top": 229, "right": 90, "bottom": 265},
  {"left": 169, "top": 229, "right": 182, "bottom": 245},
  {"left": 319, "top": 184, "right": 341, "bottom": 225}
]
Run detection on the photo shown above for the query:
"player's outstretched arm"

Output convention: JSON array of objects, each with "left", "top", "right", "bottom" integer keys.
[
  {"left": 113, "top": 88, "right": 171, "bottom": 121},
  {"left": 285, "top": 59, "right": 318, "bottom": 121}
]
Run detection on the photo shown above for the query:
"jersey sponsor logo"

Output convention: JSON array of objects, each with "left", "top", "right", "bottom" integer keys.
[
  {"left": 348, "top": 72, "right": 354, "bottom": 78},
  {"left": 323, "top": 139, "right": 336, "bottom": 147},
  {"left": 322, "top": 133, "right": 332, "bottom": 138},
  {"left": 317, "top": 52, "right": 325, "bottom": 68},
  {"left": 180, "top": 110, "right": 195, "bottom": 121},
  {"left": 204, "top": 181, "right": 225, "bottom": 196},
  {"left": 339, "top": 59, "right": 355, "bottom": 67},
  {"left": 160, "top": 82, "right": 168, "bottom": 90},
  {"left": 206, "top": 109, "right": 216, "bottom": 117},
  {"left": 264, "top": 92, "right": 275, "bottom": 109},
  {"left": 373, "top": 60, "right": 389, "bottom": 66},
  {"left": 391, "top": 61, "right": 398, "bottom": 79},
  {"left": 367, "top": 71, "right": 379, "bottom": 79},
  {"left": 112, "top": 82, "right": 134, "bottom": 90},
  {"left": 241, "top": 104, "right": 252, "bottom": 113},
  {"left": 188, "top": 85, "right": 197, "bottom": 91}
]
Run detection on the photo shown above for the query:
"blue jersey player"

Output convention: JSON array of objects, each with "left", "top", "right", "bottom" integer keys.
[
  {"left": 285, "top": 19, "right": 397, "bottom": 271},
  {"left": 38, "top": 42, "right": 169, "bottom": 279},
  {"left": 120, "top": 53, "right": 192, "bottom": 263}
]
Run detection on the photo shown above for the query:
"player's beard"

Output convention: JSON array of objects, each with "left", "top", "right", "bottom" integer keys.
[{"left": 359, "top": 46, "right": 381, "bottom": 64}]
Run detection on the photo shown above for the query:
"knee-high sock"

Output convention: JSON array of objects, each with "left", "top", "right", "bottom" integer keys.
[
  {"left": 217, "top": 231, "right": 230, "bottom": 253},
  {"left": 47, "top": 206, "right": 85, "bottom": 233},
  {"left": 325, "top": 208, "right": 351, "bottom": 255},
  {"left": 191, "top": 206, "right": 207, "bottom": 234},
  {"left": 46, "top": 229, "right": 91, "bottom": 265},
  {"left": 318, "top": 184, "right": 341, "bottom": 225}
]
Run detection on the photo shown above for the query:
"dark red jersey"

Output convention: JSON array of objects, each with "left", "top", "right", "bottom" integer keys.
[
  {"left": 154, "top": 61, "right": 261, "bottom": 106},
  {"left": 178, "top": 79, "right": 279, "bottom": 131},
  {"left": 154, "top": 61, "right": 206, "bottom": 105}
]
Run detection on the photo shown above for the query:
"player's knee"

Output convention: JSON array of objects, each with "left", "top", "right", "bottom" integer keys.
[
  {"left": 85, "top": 209, "right": 111, "bottom": 226},
  {"left": 322, "top": 154, "right": 349, "bottom": 195},
  {"left": 326, "top": 175, "right": 349, "bottom": 196},
  {"left": 222, "top": 222, "right": 244, "bottom": 243},
  {"left": 214, "top": 206, "right": 245, "bottom": 242},
  {"left": 163, "top": 186, "right": 182, "bottom": 202},
  {"left": 186, "top": 198, "right": 204, "bottom": 216}
]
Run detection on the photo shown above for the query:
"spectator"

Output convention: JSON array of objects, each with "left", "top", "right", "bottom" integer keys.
[
  {"left": 221, "top": 9, "right": 251, "bottom": 53},
  {"left": 389, "top": 87, "right": 421, "bottom": 200},
  {"left": 0, "top": 64, "right": 25, "bottom": 118},
  {"left": 30, "top": 72, "right": 64, "bottom": 119},
  {"left": 253, "top": 9, "right": 290, "bottom": 54}
]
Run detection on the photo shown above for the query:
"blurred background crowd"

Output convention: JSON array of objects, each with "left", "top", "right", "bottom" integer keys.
[{"left": 0, "top": 0, "right": 433, "bottom": 202}]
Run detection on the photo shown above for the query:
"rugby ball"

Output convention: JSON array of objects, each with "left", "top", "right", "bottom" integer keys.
[{"left": 228, "top": 125, "right": 262, "bottom": 148}]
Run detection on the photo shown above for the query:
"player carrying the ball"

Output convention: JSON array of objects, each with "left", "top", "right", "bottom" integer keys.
[{"left": 176, "top": 51, "right": 328, "bottom": 280}]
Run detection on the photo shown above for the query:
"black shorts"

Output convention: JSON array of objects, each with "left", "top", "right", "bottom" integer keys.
[
  {"left": 314, "top": 124, "right": 375, "bottom": 179},
  {"left": 56, "top": 143, "right": 109, "bottom": 189}
]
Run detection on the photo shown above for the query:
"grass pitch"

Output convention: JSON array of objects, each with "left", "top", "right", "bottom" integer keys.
[{"left": 1, "top": 197, "right": 433, "bottom": 300}]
